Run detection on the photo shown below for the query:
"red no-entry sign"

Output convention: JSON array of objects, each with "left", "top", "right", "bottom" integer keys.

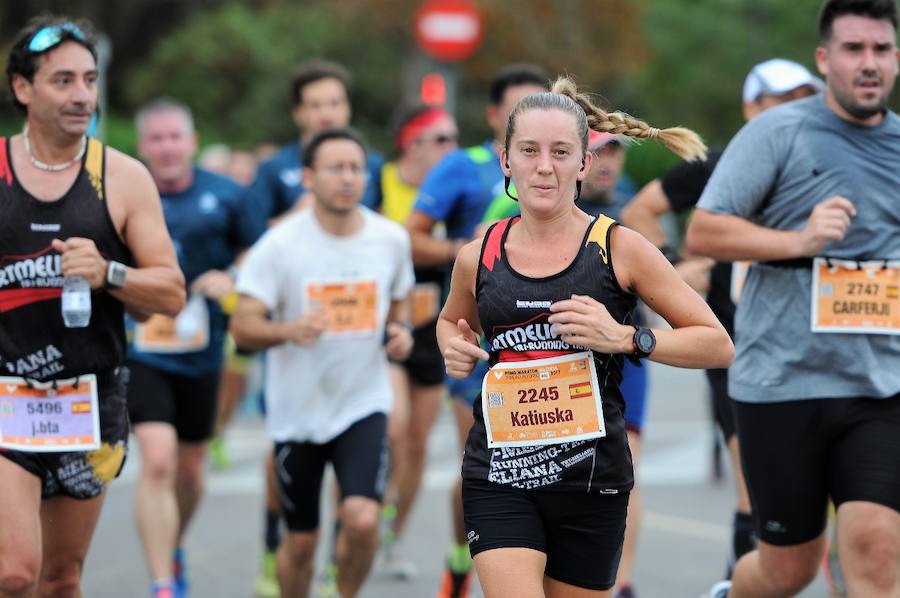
[{"left": 414, "top": 0, "right": 484, "bottom": 63}]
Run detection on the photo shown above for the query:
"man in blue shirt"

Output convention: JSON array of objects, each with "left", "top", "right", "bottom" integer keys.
[
  {"left": 127, "top": 98, "right": 258, "bottom": 598},
  {"left": 405, "top": 64, "right": 549, "bottom": 598},
  {"left": 247, "top": 59, "right": 383, "bottom": 233}
]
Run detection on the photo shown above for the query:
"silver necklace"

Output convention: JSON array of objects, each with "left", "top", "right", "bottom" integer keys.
[{"left": 23, "top": 124, "right": 86, "bottom": 172}]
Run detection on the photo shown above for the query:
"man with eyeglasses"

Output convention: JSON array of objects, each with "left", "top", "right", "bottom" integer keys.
[
  {"left": 0, "top": 16, "right": 185, "bottom": 597},
  {"left": 242, "top": 59, "right": 385, "bottom": 596},
  {"left": 375, "top": 103, "right": 459, "bottom": 580},
  {"left": 230, "top": 128, "right": 415, "bottom": 598}
]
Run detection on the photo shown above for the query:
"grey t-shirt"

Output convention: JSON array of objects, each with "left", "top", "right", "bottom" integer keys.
[{"left": 698, "top": 95, "right": 900, "bottom": 403}]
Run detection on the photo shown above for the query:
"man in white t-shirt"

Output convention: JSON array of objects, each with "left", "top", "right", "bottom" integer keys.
[{"left": 230, "top": 128, "right": 415, "bottom": 598}]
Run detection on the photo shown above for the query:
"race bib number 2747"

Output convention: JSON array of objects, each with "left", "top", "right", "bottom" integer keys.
[{"left": 811, "top": 258, "right": 900, "bottom": 335}]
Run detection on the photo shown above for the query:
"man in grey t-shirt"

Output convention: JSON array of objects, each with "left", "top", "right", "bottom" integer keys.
[{"left": 687, "top": 1, "right": 900, "bottom": 597}]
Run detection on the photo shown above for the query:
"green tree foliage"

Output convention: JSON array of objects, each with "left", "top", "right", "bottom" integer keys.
[
  {"left": 126, "top": 0, "right": 650, "bottom": 154},
  {"left": 630, "top": 0, "right": 826, "bottom": 146},
  {"left": 126, "top": 2, "right": 406, "bottom": 150}
]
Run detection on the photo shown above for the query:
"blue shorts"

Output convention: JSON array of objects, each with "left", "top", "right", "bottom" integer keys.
[
  {"left": 621, "top": 359, "right": 648, "bottom": 434},
  {"left": 448, "top": 359, "right": 489, "bottom": 406}
]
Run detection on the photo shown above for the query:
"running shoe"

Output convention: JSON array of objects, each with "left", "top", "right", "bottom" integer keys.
[
  {"left": 317, "top": 563, "right": 339, "bottom": 598},
  {"left": 172, "top": 548, "right": 188, "bottom": 598},
  {"left": 381, "top": 541, "right": 418, "bottom": 580},
  {"left": 253, "top": 549, "right": 279, "bottom": 598},
  {"left": 150, "top": 580, "right": 175, "bottom": 598},
  {"left": 706, "top": 580, "right": 731, "bottom": 598},
  {"left": 379, "top": 502, "right": 398, "bottom": 544},
  {"left": 436, "top": 566, "right": 471, "bottom": 598},
  {"left": 208, "top": 434, "right": 231, "bottom": 470}
]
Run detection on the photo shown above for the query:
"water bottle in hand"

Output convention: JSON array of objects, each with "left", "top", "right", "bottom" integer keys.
[
  {"left": 62, "top": 276, "right": 91, "bottom": 328},
  {"left": 175, "top": 293, "right": 207, "bottom": 340}
]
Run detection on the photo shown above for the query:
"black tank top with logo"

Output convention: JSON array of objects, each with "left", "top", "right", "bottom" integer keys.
[
  {"left": 461, "top": 215, "right": 637, "bottom": 493},
  {"left": 0, "top": 137, "right": 132, "bottom": 381}
]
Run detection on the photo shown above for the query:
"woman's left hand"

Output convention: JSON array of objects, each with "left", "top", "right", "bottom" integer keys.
[{"left": 548, "top": 294, "right": 633, "bottom": 354}]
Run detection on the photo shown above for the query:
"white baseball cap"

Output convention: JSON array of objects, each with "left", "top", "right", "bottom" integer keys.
[{"left": 742, "top": 59, "right": 824, "bottom": 102}]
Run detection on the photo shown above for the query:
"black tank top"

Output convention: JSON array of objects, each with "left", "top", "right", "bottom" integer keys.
[
  {"left": 0, "top": 137, "right": 132, "bottom": 381},
  {"left": 461, "top": 215, "right": 637, "bottom": 493}
]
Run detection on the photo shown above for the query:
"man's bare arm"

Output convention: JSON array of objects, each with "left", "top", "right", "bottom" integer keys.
[
  {"left": 406, "top": 211, "right": 464, "bottom": 267},
  {"left": 105, "top": 149, "right": 186, "bottom": 316},
  {"left": 685, "top": 197, "right": 855, "bottom": 262}
]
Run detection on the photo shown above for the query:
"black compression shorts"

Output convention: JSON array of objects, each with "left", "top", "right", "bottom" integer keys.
[
  {"left": 400, "top": 321, "right": 445, "bottom": 387},
  {"left": 706, "top": 368, "right": 736, "bottom": 442},
  {"left": 274, "top": 412, "right": 389, "bottom": 532},
  {"left": 735, "top": 395, "right": 900, "bottom": 546},
  {"left": 126, "top": 360, "right": 220, "bottom": 443},
  {"left": 462, "top": 477, "right": 629, "bottom": 590}
]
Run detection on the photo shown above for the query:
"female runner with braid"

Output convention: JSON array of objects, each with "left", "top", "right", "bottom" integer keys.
[{"left": 437, "top": 77, "right": 734, "bottom": 597}]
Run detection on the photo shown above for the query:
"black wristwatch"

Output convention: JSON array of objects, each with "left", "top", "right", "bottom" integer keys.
[
  {"left": 632, "top": 327, "right": 656, "bottom": 358},
  {"left": 106, "top": 260, "right": 127, "bottom": 288}
]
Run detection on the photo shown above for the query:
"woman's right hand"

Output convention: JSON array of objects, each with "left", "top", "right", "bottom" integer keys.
[{"left": 443, "top": 319, "right": 490, "bottom": 379}]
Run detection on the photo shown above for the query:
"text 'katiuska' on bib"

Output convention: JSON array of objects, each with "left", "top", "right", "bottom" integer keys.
[{"left": 481, "top": 351, "right": 606, "bottom": 448}]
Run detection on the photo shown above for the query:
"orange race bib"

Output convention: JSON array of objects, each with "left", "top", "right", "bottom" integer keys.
[
  {"left": 811, "top": 258, "right": 900, "bottom": 335},
  {"left": 0, "top": 375, "right": 100, "bottom": 452},
  {"left": 305, "top": 279, "right": 378, "bottom": 338},
  {"left": 134, "top": 313, "right": 209, "bottom": 353},
  {"left": 482, "top": 351, "right": 606, "bottom": 448},
  {"left": 410, "top": 282, "right": 440, "bottom": 328}
]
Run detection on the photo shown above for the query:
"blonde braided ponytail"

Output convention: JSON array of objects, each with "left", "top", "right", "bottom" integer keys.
[{"left": 550, "top": 76, "right": 707, "bottom": 161}]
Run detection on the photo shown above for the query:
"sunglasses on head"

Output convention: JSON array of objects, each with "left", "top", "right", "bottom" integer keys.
[{"left": 27, "top": 23, "right": 86, "bottom": 55}]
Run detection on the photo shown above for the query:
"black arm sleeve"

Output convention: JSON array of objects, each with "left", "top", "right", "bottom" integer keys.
[{"left": 659, "top": 148, "right": 724, "bottom": 213}]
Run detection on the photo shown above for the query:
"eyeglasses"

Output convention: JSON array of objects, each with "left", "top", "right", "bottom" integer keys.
[
  {"left": 27, "top": 23, "right": 86, "bottom": 55},
  {"left": 318, "top": 163, "right": 367, "bottom": 177},
  {"left": 415, "top": 134, "right": 458, "bottom": 146}
]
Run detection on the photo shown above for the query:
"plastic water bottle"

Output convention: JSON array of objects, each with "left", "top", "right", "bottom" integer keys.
[
  {"left": 175, "top": 293, "right": 207, "bottom": 340},
  {"left": 61, "top": 276, "right": 91, "bottom": 328}
]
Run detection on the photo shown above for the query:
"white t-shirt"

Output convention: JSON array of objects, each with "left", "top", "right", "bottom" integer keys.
[{"left": 236, "top": 207, "right": 415, "bottom": 443}]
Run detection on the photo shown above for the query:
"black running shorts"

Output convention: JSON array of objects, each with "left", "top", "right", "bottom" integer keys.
[
  {"left": 706, "top": 368, "right": 736, "bottom": 442},
  {"left": 735, "top": 395, "right": 900, "bottom": 546},
  {"left": 401, "top": 321, "right": 445, "bottom": 387},
  {"left": 462, "top": 477, "right": 629, "bottom": 590},
  {"left": 125, "top": 359, "right": 220, "bottom": 443},
  {"left": 0, "top": 368, "right": 130, "bottom": 499},
  {"left": 274, "top": 412, "right": 389, "bottom": 532}
]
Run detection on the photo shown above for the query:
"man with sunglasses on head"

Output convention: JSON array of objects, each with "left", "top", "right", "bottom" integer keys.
[{"left": 0, "top": 16, "right": 185, "bottom": 598}]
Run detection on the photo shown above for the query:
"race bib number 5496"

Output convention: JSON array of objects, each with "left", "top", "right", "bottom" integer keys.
[
  {"left": 482, "top": 352, "right": 605, "bottom": 448},
  {"left": 0, "top": 375, "right": 100, "bottom": 452}
]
